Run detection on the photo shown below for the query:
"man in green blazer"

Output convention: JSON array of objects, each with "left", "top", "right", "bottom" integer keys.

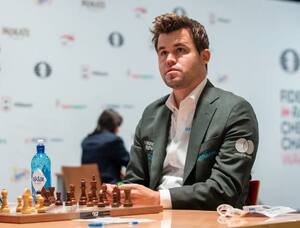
[{"left": 119, "top": 13, "right": 259, "bottom": 210}]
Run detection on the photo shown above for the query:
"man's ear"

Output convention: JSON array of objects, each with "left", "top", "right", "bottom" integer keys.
[{"left": 201, "top": 49, "right": 211, "bottom": 63}]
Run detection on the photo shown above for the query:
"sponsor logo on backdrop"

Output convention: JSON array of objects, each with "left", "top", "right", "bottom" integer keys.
[
  {"left": 0, "top": 138, "right": 7, "bottom": 144},
  {"left": 108, "top": 32, "right": 124, "bottom": 47},
  {"left": 209, "top": 13, "right": 231, "bottom": 25},
  {"left": 34, "top": 0, "right": 53, "bottom": 5},
  {"left": 134, "top": 7, "right": 147, "bottom": 18},
  {"left": 1, "top": 96, "right": 11, "bottom": 111},
  {"left": 10, "top": 167, "right": 30, "bottom": 183},
  {"left": 216, "top": 74, "right": 229, "bottom": 83},
  {"left": 34, "top": 61, "right": 52, "bottom": 78},
  {"left": 60, "top": 34, "right": 75, "bottom": 46},
  {"left": 56, "top": 99, "right": 87, "bottom": 110},
  {"left": 81, "top": 65, "right": 108, "bottom": 79},
  {"left": 127, "top": 69, "right": 154, "bottom": 80},
  {"left": 81, "top": 0, "right": 105, "bottom": 10},
  {"left": 280, "top": 89, "right": 300, "bottom": 165},
  {"left": 1, "top": 27, "right": 30, "bottom": 39},
  {"left": 25, "top": 137, "right": 64, "bottom": 144},
  {"left": 280, "top": 49, "right": 299, "bottom": 74},
  {"left": 0, "top": 96, "right": 33, "bottom": 111},
  {"left": 101, "top": 103, "right": 134, "bottom": 110},
  {"left": 173, "top": 7, "right": 186, "bottom": 16}
]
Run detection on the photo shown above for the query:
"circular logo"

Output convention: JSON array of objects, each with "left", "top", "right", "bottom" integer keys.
[
  {"left": 92, "top": 211, "right": 99, "bottom": 217},
  {"left": 173, "top": 7, "right": 187, "bottom": 16},
  {"left": 34, "top": 62, "right": 52, "bottom": 78},
  {"left": 280, "top": 49, "right": 299, "bottom": 74},
  {"left": 235, "top": 138, "right": 254, "bottom": 155},
  {"left": 108, "top": 32, "right": 124, "bottom": 47}
]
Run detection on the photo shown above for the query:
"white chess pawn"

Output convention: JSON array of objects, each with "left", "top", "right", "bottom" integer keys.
[
  {"left": 16, "top": 196, "right": 22, "bottom": 213},
  {"left": 22, "top": 188, "right": 32, "bottom": 214},
  {"left": 0, "top": 189, "right": 10, "bottom": 213}
]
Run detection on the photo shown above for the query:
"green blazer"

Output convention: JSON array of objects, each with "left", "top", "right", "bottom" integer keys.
[{"left": 125, "top": 80, "right": 259, "bottom": 210}]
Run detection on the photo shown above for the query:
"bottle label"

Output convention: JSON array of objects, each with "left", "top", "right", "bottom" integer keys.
[{"left": 32, "top": 168, "right": 47, "bottom": 191}]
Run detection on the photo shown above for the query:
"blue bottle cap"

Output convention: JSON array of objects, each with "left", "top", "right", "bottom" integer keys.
[{"left": 130, "top": 221, "right": 139, "bottom": 225}]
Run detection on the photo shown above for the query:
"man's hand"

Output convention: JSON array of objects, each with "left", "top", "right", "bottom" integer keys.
[{"left": 118, "top": 184, "right": 160, "bottom": 206}]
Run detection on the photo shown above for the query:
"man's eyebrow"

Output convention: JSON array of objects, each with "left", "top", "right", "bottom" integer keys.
[
  {"left": 174, "top": 42, "right": 188, "bottom": 47},
  {"left": 157, "top": 46, "right": 166, "bottom": 52},
  {"left": 158, "top": 42, "right": 188, "bottom": 51}
]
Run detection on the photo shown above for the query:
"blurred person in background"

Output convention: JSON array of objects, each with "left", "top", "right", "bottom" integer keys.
[{"left": 81, "top": 109, "right": 129, "bottom": 184}]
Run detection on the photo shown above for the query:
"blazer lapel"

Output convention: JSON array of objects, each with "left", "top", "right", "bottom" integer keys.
[
  {"left": 183, "top": 81, "right": 218, "bottom": 184},
  {"left": 149, "top": 105, "right": 171, "bottom": 189}
]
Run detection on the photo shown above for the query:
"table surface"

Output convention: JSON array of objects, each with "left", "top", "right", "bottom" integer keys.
[{"left": 1, "top": 209, "right": 300, "bottom": 228}]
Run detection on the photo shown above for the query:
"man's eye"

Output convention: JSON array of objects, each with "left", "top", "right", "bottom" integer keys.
[
  {"left": 177, "top": 47, "right": 185, "bottom": 53},
  {"left": 160, "top": 51, "right": 167, "bottom": 56}
]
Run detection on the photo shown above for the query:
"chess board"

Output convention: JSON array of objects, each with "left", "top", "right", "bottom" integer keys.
[{"left": 0, "top": 205, "right": 163, "bottom": 224}]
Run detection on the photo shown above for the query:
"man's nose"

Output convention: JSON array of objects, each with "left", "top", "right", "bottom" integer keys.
[{"left": 166, "top": 53, "right": 176, "bottom": 66}]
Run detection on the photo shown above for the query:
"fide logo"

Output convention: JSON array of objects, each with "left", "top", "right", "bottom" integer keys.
[
  {"left": 34, "top": 61, "right": 52, "bottom": 78},
  {"left": 108, "top": 32, "right": 124, "bottom": 47},
  {"left": 280, "top": 49, "right": 299, "bottom": 74}
]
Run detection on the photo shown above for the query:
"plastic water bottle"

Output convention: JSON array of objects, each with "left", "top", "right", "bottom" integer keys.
[{"left": 31, "top": 139, "right": 51, "bottom": 198}]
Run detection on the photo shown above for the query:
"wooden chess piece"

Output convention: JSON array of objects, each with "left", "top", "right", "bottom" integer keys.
[
  {"left": 123, "top": 189, "right": 133, "bottom": 207},
  {"left": 55, "top": 192, "right": 63, "bottom": 206},
  {"left": 113, "top": 186, "right": 121, "bottom": 204},
  {"left": 35, "top": 194, "right": 41, "bottom": 209},
  {"left": 16, "top": 196, "right": 22, "bottom": 212},
  {"left": 41, "top": 187, "right": 47, "bottom": 198},
  {"left": 101, "top": 184, "right": 109, "bottom": 206},
  {"left": 49, "top": 187, "right": 56, "bottom": 204},
  {"left": 111, "top": 190, "right": 120, "bottom": 208},
  {"left": 22, "top": 188, "right": 32, "bottom": 214},
  {"left": 90, "top": 175, "right": 98, "bottom": 204},
  {"left": 43, "top": 189, "right": 51, "bottom": 206},
  {"left": 35, "top": 191, "right": 41, "bottom": 205},
  {"left": 69, "top": 184, "right": 77, "bottom": 205},
  {"left": 87, "top": 192, "right": 94, "bottom": 207},
  {"left": 0, "top": 189, "right": 10, "bottom": 213},
  {"left": 37, "top": 195, "right": 46, "bottom": 213},
  {"left": 65, "top": 192, "right": 72, "bottom": 206},
  {"left": 79, "top": 179, "right": 87, "bottom": 205},
  {"left": 97, "top": 191, "right": 105, "bottom": 208},
  {"left": 29, "top": 196, "right": 37, "bottom": 213}
]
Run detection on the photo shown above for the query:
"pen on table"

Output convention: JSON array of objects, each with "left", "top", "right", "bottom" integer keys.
[{"left": 88, "top": 221, "right": 140, "bottom": 227}]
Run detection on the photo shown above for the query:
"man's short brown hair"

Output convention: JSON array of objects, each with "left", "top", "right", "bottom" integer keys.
[{"left": 151, "top": 13, "right": 209, "bottom": 53}]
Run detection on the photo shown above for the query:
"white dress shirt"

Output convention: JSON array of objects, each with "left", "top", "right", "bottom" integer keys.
[{"left": 158, "top": 78, "right": 207, "bottom": 208}]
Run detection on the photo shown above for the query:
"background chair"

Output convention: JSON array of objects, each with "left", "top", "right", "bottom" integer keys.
[{"left": 61, "top": 163, "right": 101, "bottom": 201}]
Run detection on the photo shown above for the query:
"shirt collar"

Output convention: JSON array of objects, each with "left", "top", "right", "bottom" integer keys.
[{"left": 166, "top": 77, "right": 207, "bottom": 112}]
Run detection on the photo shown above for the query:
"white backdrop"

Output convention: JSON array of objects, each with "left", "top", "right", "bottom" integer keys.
[{"left": 1, "top": 0, "right": 300, "bottom": 208}]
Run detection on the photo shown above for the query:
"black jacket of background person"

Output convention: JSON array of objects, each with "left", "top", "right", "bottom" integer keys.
[
  {"left": 125, "top": 80, "right": 259, "bottom": 209},
  {"left": 81, "top": 131, "right": 130, "bottom": 184}
]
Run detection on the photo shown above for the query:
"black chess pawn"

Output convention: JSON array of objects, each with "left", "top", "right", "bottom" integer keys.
[
  {"left": 101, "top": 184, "right": 110, "bottom": 206},
  {"left": 55, "top": 192, "right": 63, "bottom": 206},
  {"left": 87, "top": 192, "right": 94, "bottom": 207},
  {"left": 49, "top": 187, "right": 56, "bottom": 204},
  {"left": 123, "top": 189, "right": 133, "bottom": 207},
  {"left": 97, "top": 191, "right": 105, "bottom": 208},
  {"left": 111, "top": 191, "right": 121, "bottom": 208},
  {"left": 113, "top": 186, "right": 121, "bottom": 203},
  {"left": 65, "top": 191, "right": 72, "bottom": 206}
]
